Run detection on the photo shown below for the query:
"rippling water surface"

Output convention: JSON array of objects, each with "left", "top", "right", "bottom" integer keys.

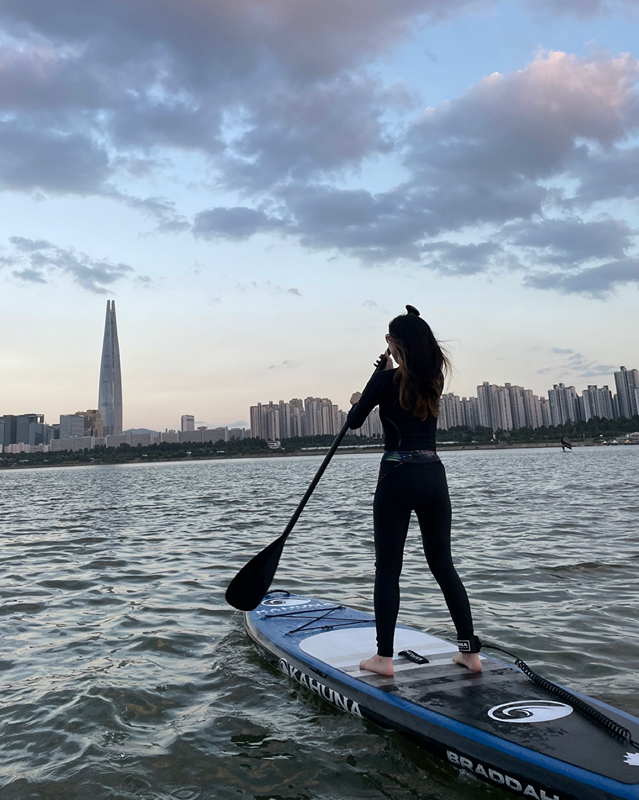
[{"left": 1, "top": 447, "right": 638, "bottom": 800}]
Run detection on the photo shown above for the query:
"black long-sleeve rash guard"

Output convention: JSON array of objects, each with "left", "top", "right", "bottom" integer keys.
[{"left": 346, "top": 368, "right": 438, "bottom": 451}]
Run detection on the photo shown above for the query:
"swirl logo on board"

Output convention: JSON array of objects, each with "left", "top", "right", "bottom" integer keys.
[
  {"left": 262, "top": 597, "right": 311, "bottom": 608},
  {"left": 488, "top": 700, "right": 573, "bottom": 723},
  {"left": 624, "top": 752, "right": 639, "bottom": 766}
]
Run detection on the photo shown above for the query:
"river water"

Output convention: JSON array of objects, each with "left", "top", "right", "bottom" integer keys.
[{"left": 1, "top": 447, "right": 638, "bottom": 800}]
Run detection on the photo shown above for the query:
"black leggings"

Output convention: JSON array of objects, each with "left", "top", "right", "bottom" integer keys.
[{"left": 373, "top": 459, "right": 476, "bottom": 657}]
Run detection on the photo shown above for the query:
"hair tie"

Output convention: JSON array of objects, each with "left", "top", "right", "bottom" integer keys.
[{"left": 405, "top": 304, "right": 420, "bottom": 317}]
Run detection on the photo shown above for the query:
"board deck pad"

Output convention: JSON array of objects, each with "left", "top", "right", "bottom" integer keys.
[{"left": 246, "top": 594, "right": 639, "bottom": 799}]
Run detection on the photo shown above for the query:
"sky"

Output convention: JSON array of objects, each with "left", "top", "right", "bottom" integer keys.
[{"left": 1, "top": 0, "right": 638, "bottom": 430}]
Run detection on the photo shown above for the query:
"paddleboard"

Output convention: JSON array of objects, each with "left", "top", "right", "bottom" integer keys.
[{"left": 245, "top": 592, "right": 639, "bottom": 800}]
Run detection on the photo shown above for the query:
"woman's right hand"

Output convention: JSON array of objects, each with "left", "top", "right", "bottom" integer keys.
[
  {"left": 375, "top": 352, "right": 393, "bottom": 370},
  {"left": 350, "top": 392, "right": 362, "bottom": 405}
]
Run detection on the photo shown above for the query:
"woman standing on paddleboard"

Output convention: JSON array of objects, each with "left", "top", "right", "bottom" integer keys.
[{"left": 348, "top": 305, "right": 481, "bottom": 677}]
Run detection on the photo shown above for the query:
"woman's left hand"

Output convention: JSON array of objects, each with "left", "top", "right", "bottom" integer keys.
[{"left": 350, "top": 392, "right": 362, "bottom": 405}]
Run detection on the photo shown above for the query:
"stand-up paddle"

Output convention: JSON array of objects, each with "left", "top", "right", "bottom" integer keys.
[{"left": 225, "top": 353, "right": 389, "bottom": 612}]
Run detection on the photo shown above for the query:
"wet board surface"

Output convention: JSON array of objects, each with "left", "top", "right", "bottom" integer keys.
[{"left": 246, "top": 593, "right": 639, "bottom": 800}]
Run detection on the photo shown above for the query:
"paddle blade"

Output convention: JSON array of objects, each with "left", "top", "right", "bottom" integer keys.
[{"left": 225, "top": 532, "right": 288, "bottom": 611}]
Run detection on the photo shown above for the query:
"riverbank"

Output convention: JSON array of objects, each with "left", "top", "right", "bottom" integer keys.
[{"left": 0, "top": 439, "right": 607, "bottom": 469}]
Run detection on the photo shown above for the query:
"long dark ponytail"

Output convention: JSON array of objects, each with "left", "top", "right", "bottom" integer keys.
[{"left": 388, "top": 306, "right": 450, "bottom": 420}]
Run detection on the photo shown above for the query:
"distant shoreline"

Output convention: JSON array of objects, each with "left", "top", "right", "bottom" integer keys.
[{"left": 0, "top": 440, "right": 610, "bottom": 470}]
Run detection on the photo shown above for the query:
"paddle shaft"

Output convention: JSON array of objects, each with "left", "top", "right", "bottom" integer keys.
[
  {"left": 279, "top": 419, "right": 350, "bottom": 541},
  {"left": 224, "top": 353, "right": 389, "bottom": 610},
  {"left": 280, "top": 351, "right": 389, "bottom": 540}
]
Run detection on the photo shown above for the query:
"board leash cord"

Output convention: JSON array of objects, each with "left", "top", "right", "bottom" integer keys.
[{"left": 483, "top": 642, "right": 639, "bottom": 750}]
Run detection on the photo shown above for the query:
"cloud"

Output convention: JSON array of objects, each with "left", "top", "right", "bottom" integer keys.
[
  {"left": 538, "top": 347, "right": 616, "bottom": 382},
  {"left": 421, "top": 241, "right": 502, "bottom": 275},
  {"left": 12, "top": 268, "right": 47, "bottom": 283},
  {"left": 2, "top": 5, "right": 639, "bottom": 302},
  {"left": 403, "top": 51, "right": 639, "bottom": 226},
  {"left": 125, "top": 196, "right": 190, "bottom": 234},
  {"left": 221, "top": 77, "right": 407, "bottom": 189},
  {"left": 5, "top": 237, "right": 139, "bottom": 294},
  {"left": 525, "top": 259, "right": 639, "bottom": 298},
  {"left": 530, "top": 0, "right": 639, "bottom": 19},
  {"left": 503, "top": 217, "right": 634, "bottom": 264},
  {"left": 186, "top": 51, "right": 639, "bottom": 295},
  {"left": 9, "top": 236, "right": 55, "bottom": 252},
  {"left": 0, "top": 125, "right": 112, "bottom": 194},
  {"left": 233, "top": 279, "right": 303, "bottom": 298},
  {"left": 279, "top": 184, "right": 429, "bottom": 262},
  {"left": 572, "top": 146, "right": 639, "bottom": 205},
  {"left": 0, "top": 0, "right": 485, "bottom": 200},
  {"left": 193, "top": 207, "right": 284, "bottom": 241}
]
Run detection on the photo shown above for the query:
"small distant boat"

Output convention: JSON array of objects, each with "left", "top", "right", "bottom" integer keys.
[{"left": 561, "top": 435, "right": 572, "bottom": 452}]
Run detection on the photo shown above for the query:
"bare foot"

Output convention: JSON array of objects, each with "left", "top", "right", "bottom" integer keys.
[
  {"left": 452, "top": 652, "right": 482, "bottom": 672},
  {"left": 359, "top": 654, "right": 394, "bottom": 676}
]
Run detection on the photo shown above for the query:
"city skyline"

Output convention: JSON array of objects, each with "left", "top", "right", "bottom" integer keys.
[
  {"left": 249, "top": 366, "right": 638, "bottom": 440},
  {"left": 1, "top": 293, "right": 636, "bottom": 435},
  {"left": 1, "top": 3, "right": 639, "bottom": 430},
  {"left": 2, "top": 363, "right": 636, "bottom": 453},
  {"left": 1, "top": 297, "right": 636, "bottom": 437}
]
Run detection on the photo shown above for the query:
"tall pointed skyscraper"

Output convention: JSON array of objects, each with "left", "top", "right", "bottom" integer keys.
[{"left": 98, "top": 300, "right": 123, "bottom": 436}]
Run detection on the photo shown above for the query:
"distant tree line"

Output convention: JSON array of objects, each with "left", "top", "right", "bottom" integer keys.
[
  {"left": 439, "top": 415, "right": 639, "bottom": 444},
  {"left": 279, "top": 434, "right": 382, "bottom": 451},
  {"left": 0, "top": 437, "right": 271, "bottom": 468}
]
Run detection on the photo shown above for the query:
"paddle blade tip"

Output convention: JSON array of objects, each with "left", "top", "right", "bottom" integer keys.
[
  {"left": 224, "top": 536, "right": 287, "bottom": 611},
  {"left": 225, "top": 582, "right": 263, "bottom": 612}
]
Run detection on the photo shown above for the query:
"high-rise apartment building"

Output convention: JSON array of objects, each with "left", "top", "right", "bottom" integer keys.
[
  {"left": 250, "top": 396, "right": 356, "bottom": 440},
  {"left": 597, "top": 386, "right": 615, "bottom": 420},
  {"left": 614, "top": 366, "right": 639, "bottom": 419},
  {"left": 505, "top": 384, "right": 526, "bottom": 430},
  {"left": 352, "top": 406, "right": 382, "bottom": 437},
  {"left": 79, "top": 409, "right": 103, "bottom": 437},
  {"left": 304, "top": 397, "right": 320, "bottom": 436},
  {"left": 548, "top": 384, "right": 581, "bottom": 426},
  {"left": 582, "top": 385, "right": 615, "bottom": 421},
  {"left": 181, "top": 415, "right": 195, "bottom": 432},
  {"left": 249, "top": 402, "right": 281, "bottom": 441},
  {"left": 16, "top": 414, "right": 45, "bottom": 445},
  {"left": 289, "top": 399, "right": 305, "bottom": 438},
  {"left": 98, "top": 300, "right": 123, "bottom": 436},
  {"left": 302, "top": 397, "right": 339, "bottom": 437},
  {"left": 522, "top": 390, "right": 543, "bottom": 429},
  {"left": 60, "top": 414, "right": 85, "bottom": 439},
  {"left": 477, "top": 383, "right": 513, "bottom": 431},
  {"left": 278, "top": 401, "right": 292, "bottom": 440},
  {"left": 439, "top": 394, "right": 465, "bottom": 430},
  {"left": 0, "top": 415, "right": 17, "bottom": 448},
  {"left": 462, "top": 397, "right": 480, "bottom": 429},
  {"left": 539, "top": 397, "right": 551, "bottom": 427}
]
